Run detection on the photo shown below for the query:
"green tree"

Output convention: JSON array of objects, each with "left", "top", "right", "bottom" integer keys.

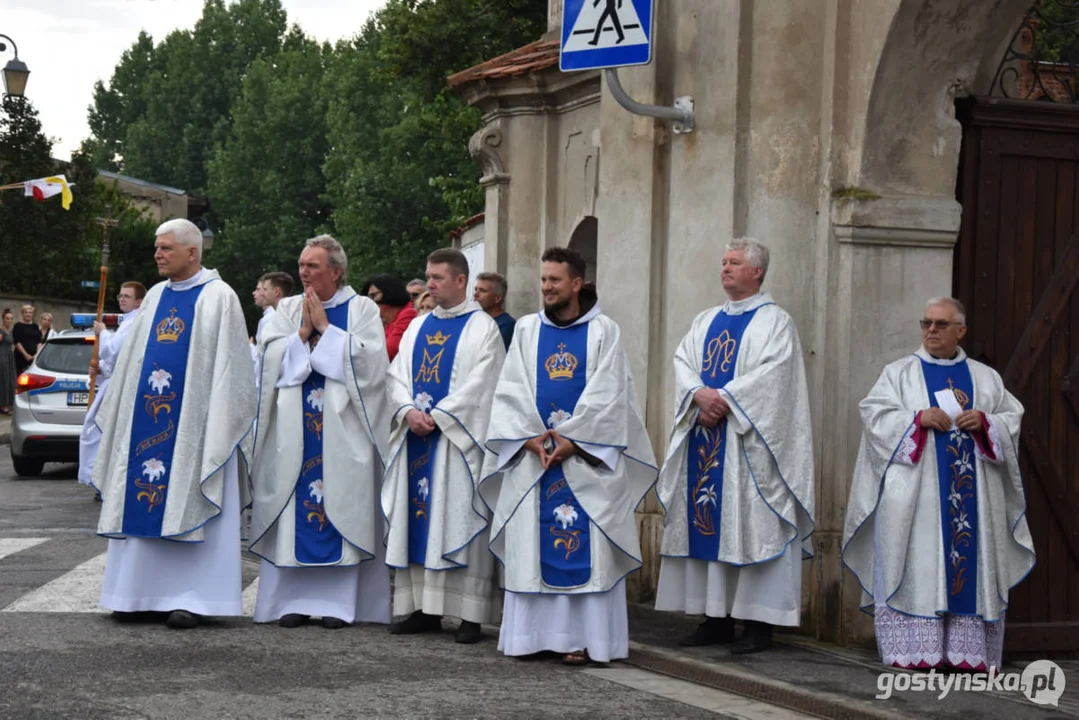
[{"left": 208, "top": 32, "right": 333, "bottom": 328}]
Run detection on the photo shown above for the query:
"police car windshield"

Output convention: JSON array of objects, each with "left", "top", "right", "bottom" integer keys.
[{"left": 34, "top": 339, "right": 94, "bottom": 375}]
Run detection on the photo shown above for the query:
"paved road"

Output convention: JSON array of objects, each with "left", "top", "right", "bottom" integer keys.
[{"left": 0, "top": 455, "right": 808, "bottom": 720}]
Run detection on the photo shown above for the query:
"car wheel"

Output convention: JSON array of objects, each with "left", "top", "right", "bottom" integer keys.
[{"left": 12, "top": 455, "right": 44, "bottom": 477}]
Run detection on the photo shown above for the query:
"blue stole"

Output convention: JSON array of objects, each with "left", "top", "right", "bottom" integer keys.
[
  {"left": 536, "top": 322, "right": 591, "bottom": 588},
  {"left": 293, "top": 301, "right": 351, "bottom": 565},
  {"left": 686, "top": 307, "right": 763, "bottom": 560},
  {"left": 920, "top": 359, "right": 979, "bottom": 615},
  {"left": 122, "top": 284, "right": 206, "bottom": 537},
  {"left": 406, "top": 311, "right": 475, "bottom": 566}
]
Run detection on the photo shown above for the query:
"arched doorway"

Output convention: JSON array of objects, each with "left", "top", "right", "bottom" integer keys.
[
  {"left": 953, "top": 2, "right": 1079, "bottom": 655},
  {"left": 567, "top": 216, "right": 598, "bottom": 284}
]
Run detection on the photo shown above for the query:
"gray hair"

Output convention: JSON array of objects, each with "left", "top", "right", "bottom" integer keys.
[
  {"left": 305, "top": 234, "right": 348, "bottom": 288},
  {"left": 925, "top": 296, "right": 966, "bottom": 324},
  {"left": 726, "top": 237, "right": 770, "bottom": 283},
  {"left": 156, "top": 218, "right": 203, "bottom": 262},
  {"left": 476, "top": 272, "right": 507, "bottom": 297},
  {"left": 406, "top": 278, "right": 426, "bottom": 290}
]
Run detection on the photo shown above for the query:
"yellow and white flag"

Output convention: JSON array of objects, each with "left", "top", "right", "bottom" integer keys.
[{"left": 23, "top": 175, "right": 73, "bottom": 210}]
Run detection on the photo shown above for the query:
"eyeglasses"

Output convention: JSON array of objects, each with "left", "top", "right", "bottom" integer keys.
[
  {"left": 408, "top": 292, "right": 421, "bottom": 299},
  {"left": 919, "top": 320, "right": 962, "bottom": 330}
]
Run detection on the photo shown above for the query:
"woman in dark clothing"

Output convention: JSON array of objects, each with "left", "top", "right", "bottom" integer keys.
[
  {"left": 0, "top": 308, "right": 15, "bottom": 413},
  {"left": 12, "top": 304, "right": 42, "bottom": 376},
  {"left": 362, "top": 274, "right": 418, "bottom": 362}
]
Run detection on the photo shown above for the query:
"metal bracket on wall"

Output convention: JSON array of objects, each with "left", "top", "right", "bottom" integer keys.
[{"left": 605, "top": 68, "right": 694, "bottom": 134}]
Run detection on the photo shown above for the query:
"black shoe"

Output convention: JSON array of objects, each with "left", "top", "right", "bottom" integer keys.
[
  {"left": 321, "top": 616, "right": 348, "bottom": 630},
  {"left": 278, "top": 613, "right": 310, "bottom": 628},
  {"left": 455, "top": 620, "right": 482, "bottom": 644},
  {"left": 94, "top": 492, "right": 102, "bottom": 503},
  {"left": 165, "top": 610, "right": 200, "bottom": 630},
  {"left": 390, "top": 611, "right": 442, "bottom": 635},
  {"left": 111, "top": 610, "right": 167, "bottom": 624},
  {"left": 731, "top": 620, "right": 773, "bottom": 654},
  {"left": 679, "top": 616, "right": 736, "bottom": 646}
]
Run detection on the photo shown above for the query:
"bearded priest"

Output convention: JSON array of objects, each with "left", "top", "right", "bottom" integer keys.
[
  {"left": 249, "top": 235, "right": 391, "bottom": 629},
  {"left": 480, "top": 246, "right": 657, "bottom": 666},
  {"left": 92, "top": 219, "right": 256, "bottom": 630},
  {"left": 383, "top": 248, "right": 505, "bottom": 644},
  {"left": 842, "top": 296, "right": 1034, "bottom": 670},
  {"left": 654, "top": 238, "right": 816, "bottom": 654}
]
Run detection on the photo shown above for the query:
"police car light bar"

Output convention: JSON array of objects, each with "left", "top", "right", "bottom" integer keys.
[{"left": 70, "top": 313, "right": 120, "bottom": 330}]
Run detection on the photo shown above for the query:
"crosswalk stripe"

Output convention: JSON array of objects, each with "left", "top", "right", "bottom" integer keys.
[
  {"left": 242, "top": 577, "right": 259, "bottom": 616},
  {"left": 0, "top": 537, "right": 49, "bottom": 562},
  {"left": 2, "top": 553, "right": 108, "bottom": 613}
]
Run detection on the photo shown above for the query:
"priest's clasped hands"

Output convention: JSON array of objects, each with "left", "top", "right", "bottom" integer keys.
[
  {"left": 298, "top": 290, "right": 330, "bottom": 344},
  {"left": 693, "top": 387, "right": 730, "bottom": 428},
  {"left": 525, "top": 431, "right": 576, "bottom": 469},
  {"left": 919, "top": 407, "right": 985, "bottom": 433}
]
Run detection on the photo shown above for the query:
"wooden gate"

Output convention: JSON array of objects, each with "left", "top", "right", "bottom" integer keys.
[{"left": 955, "top": 96, "right": 1079, "bottom": 655}]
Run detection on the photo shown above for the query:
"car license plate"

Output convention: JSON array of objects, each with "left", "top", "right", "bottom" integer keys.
[{"left": 67, "top": 392, "right": 89, "bottom": 406}]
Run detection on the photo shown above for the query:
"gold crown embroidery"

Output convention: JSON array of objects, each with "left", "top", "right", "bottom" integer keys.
[
  {"left": 156, "top": 308, "right": 185, "bottom": 343},
  {"left": 545, "top": 343, "right": 579, "bottom": 380},
  {"left": 425, "top": 330, "right": 451, "bottom": 346}
]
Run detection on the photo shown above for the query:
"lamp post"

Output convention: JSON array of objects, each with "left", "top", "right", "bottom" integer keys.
[{"left": 0, "top": 34, "right": 30, "bottom": 97}]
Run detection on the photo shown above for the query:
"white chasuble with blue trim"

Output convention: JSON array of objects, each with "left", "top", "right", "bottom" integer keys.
[
  {"left": 686, "top": 308, "right": 761, "bottom": 560},
  {"left": 920, "top": 360, "right": 979, "bottom": 615},
  {"left": 122, "top": 285, "right": 205, "bottom": 537},
  {"left": 406, "top": 311, "right": 475, "bottom": 565},
  {"left": 293, "top": 302, "right": 351, "bottom": 564},
  {"left": 536, "top": 323, "right": 591, "bottom": 588}
]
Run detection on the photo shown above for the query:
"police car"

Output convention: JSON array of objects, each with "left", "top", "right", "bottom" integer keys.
[{"left": 10, "top": 313, "right": 120, "bottom": 477}]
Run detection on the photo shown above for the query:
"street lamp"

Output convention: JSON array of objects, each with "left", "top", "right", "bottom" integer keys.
[{"left": 0, "top": 34, "right": 30, "bottom": 97}]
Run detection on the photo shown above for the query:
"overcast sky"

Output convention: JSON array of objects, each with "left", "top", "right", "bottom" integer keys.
[{"left": 2, "top": 0, "right": 387, "bottom": 162}]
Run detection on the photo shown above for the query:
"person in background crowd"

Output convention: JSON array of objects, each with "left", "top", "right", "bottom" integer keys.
[
  {"left": 39, "top": 313, "right": 57, "bottom": 343},
  {"left": 407, "top": 279, "right": 426, "bottom": 308},
  {"left": 12, "top": 304, "right": 42, "bottom": 375},
  {"left": 473, "top": 272, "right": 515, "bottom": 350},
  {"left": 363, "top": 274, "right": 417, "bottom": 362},
  {"left": 0, "top": 309, "right": 15, "bottom": 414},
  {"left": 416, "top": 292, "right": 437, "bottom": 315}
]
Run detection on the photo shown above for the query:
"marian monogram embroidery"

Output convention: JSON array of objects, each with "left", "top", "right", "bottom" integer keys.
[
  {"left": 414, "top": 330, "right": 450, "bottom": 384},
  {"left": 155, "top": 307, "right": 185, "bottom": 343},
  {"left": 544, "top": 342, "right": 578, "bottom": 380},
  {"left": 136, "top": 457, "right": 168, "bottom": 511},
  {"left": 702, "top": 330, "right": 738, "bottom": 379}
]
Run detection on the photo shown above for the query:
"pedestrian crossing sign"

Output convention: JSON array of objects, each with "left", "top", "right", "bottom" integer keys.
[{"left": 560, "top": 0, "right": 654, "bottom": 72}]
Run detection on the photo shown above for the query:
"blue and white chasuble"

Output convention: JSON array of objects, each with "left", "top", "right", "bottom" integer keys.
[
  {"left": 122, "top": 284, "right": 206, "bottom": 538},
  {"left": 406, "top": 311, "right": 475, "bottom": 566},
  {"left": 292, "top": 303, "right": 351, "bottom": 565},
  {"left": 685, "top": 308, "right": 761, "bottom": 561},
  {"left": 920, "top": 360, "right": 978, "bottom": 615},
  {"left": 536, "top": 323, "right": 592, "bottom": 588}
]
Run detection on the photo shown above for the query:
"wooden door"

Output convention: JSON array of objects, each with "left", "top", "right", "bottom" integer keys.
[{"left": 955, "top": 96, "right": 1079, "bottom": 655}]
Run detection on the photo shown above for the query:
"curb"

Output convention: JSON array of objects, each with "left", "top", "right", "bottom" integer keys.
[{"left": 622, "top": 642, "right": 908, "bottom": 720}]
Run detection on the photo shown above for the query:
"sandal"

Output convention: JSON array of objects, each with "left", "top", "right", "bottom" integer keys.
[{"left": 562, "top": 650, "right": 589, "bottom": 666}]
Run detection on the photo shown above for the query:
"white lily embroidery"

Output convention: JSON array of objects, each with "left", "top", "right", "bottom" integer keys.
[
  {"left": 414, "top": 392, "right": 433, "bottom": 412},
  {"left": 142, "top": 458, "right": 166, "bottom": 482},
  {"left": 953, "top": 450, "right": 974, "bottom": 476},
  {"left": 953, "top": 510, "right": 971, "bottom": 533},
  {"left": 547, "top": 409, "right": 572, "bottom": 429},
  {"left": 553, "top": 502, "right": 578, "bottom": 529},
  {"left": 306, "top": 387, "right": 325, "bottom": 412},
  {"left": 948, "top": 483, "right": 962, "bottom": 509},
  {"left": 417, "top": 477, "right": 429, "bottom": 501},
  {"left": 308, "top": 478, "right": 324, "bottom": 503},
  {"left": 148, "top": 368, "right": 172, "bottom": 394},
  {"left": 696, "top": 485, "right": 718, "bottom": 508}
]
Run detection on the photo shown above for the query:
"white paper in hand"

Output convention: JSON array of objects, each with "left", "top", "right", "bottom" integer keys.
[{"left": 934, "top": 389, "right": 964, "bottom": 427}]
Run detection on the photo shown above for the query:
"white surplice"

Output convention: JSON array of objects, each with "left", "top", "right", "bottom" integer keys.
[
  {"left": 842, "top": 347, "right": 1035, "bottom": 669},
  {"left": 78, "top": 308, "right": 138, "bottom": 486},
  {"left": 95, "top": 268, "right": 256, "bottom": 615},
  {"left": 654, "top": 293, "right": 815, "bottom": 627},
  {"left": 480, "top": 305, "right": 657, "bottom": 661},
  {"left": 382, "top": 300, "right": 505, "bottom": 624},
  {"left": 250, "top": 288, "right": 390, "bottom": 624}
]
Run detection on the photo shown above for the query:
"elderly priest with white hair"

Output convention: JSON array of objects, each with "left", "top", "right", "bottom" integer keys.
[
  {"left": 249, "top": 235, "right": 391, "bottom": 629},
  {"left": 654, "top": 237, "right": 815, "bottom": 654},
  {"left": 842, "top": 296, "right": 1035, "bottom": 670},
  {"left": 92, "top": 218, "right": 256, "bottom": 629}
]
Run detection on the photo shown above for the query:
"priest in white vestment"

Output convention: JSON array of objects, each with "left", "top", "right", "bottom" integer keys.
[
  {"left": 480, "top": 247, "right": 656, "bottom": 665},
  {"left": 842, "top": 297, "right": 1035, "bottom": 670},
  {"left": 92, "top": 219, "right": 256, "bottom": 630},
  {"left": 383, "top": 248, "right": 505, "bottom": 644},
  {"left": 250, "top": 235, "right": 390, "bottom": 629},
  {"left": 79, "top": 281, "right": 145, "bottom": 488},
  {"left": 655, "top": 238, "right": 815, "bottom": 654}
]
